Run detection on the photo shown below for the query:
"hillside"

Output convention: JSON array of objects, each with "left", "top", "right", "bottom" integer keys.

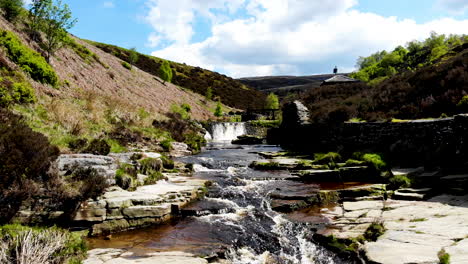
[
  {"left": 300, "top": 43, "right": 468, "bottom": 123},
  {"left": 238, "top": 73, "right": 350, "bottom": 97},
  {"left": 0, "top": 14, "right": 231, "bottom": 151},
  {"left": 89, "top": 41, "right": 266, "bottom": 110}
]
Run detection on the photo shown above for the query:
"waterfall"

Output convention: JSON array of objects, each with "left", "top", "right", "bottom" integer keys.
[{"left": 208, "top": 122, "right": 247, "bottom": 142}]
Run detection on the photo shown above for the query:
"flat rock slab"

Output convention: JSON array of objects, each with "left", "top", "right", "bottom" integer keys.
[
  {"left": 85, "top": 249, "right": 208, "bottom": 264},
  {"left": 319, "top": 195, "right": 468, "bottom": 264},
  {"left": 446, "top": 239, "right": 468, "bottom": 264}
]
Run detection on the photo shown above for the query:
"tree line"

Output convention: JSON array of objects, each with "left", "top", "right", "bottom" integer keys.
[{"left": 351, "top": 32, "right": 468, "bottom": 85}]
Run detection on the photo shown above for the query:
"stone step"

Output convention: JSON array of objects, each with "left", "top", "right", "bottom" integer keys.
[
  {"left": 293, "top": 170, "right": 340, "bottom": 182},
  {"left": 343, "top": 195, "right": 384, "bottom": 202}
]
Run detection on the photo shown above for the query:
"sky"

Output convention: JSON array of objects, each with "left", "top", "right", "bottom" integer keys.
[{"left": 29, "top": 0, "right": 468, "bottom": 78}]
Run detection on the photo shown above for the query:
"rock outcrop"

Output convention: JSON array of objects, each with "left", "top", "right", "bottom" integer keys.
[
  {"left": 281, "top": 100, "right": 310, "bottom": 128},
  {"left": 73, "top": 175, "right": 207, "bottom": 235},
  {"left": 317, "top": 195, "right": 468, "bottom": 264}
]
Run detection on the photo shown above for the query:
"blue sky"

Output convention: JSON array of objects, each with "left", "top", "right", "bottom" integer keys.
[{"left": 52, "top": 0, "right": 468, "bottom": 77}]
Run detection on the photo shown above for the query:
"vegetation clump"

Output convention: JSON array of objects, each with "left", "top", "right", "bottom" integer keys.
[
  {"left": 0, "top": 72, "right": 36, "bottom": 107},
  {"left": 388, "top": 174, "right": 412, "bottom": 189},
  {"left": 0, "top": 30, "right": 58, "bottom": 86},
  {"left": 363, "top": 221, "right": 386, "bottom": 242},
  {"left": 0, "top": 0, "right": 23, "bottom": 22},
  {"left": 82, "top": 138, "right": 111, "bottom": 155},
  {"left": 158, "top": 59, "right": 172, "bottom": 84},
  {"left": 0, "top": 224, "right": 87, "bottom": 263},
  {"left": 121, "top": 61, "right": 131, "bottom": 70},
  {"left": 438, "top": 249, "right": 450, "bottom": 264}
]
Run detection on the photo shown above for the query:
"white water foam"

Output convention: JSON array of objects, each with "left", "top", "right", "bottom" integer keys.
[{"left": 210, "top": 122, "right": 247, "bottom": 142}]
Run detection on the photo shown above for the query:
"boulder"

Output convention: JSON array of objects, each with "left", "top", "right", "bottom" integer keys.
[
  {"left": 281, "top": 100, "right": 310, "bottom": 128},
  {"left": 170, "top": 142, "right": 192, "bottom": 157}
]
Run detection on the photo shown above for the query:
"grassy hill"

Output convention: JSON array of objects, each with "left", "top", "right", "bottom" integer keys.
[
  {"left": 301, "top": 41, "right": 468, "bottom": 123},
  {"left": 89, "top": 41, "right": 266, "bottom": 110},
  {"left": 0, "top": 14, "right": 234, "bottom": 152}
]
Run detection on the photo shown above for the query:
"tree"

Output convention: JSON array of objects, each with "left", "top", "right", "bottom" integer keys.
[
  {"left": 158, "top": 59, "right": 173, "bottom": 84},
  {"left": 41, "top": 0, "right": 76, "bottom": 62},
  {"left": 0, "top": 0, "right": 23, "bottom": 22},
  {"left": 128, "top": 47, "right": 138, "bottom": 68},
  {"left": 28, "top": 0, "right": 77, "bottom": 62},
  {"left": 265, "top": 93, "right": 279, "bottom": 109},
  {"left": 28, "top": 0, "right": 51, "bottom": 41},
  {"left": 214, "top": 100, "right": 223, "bottom": 117},
  {"left": 205, "top": 86, "right": 213, "bottom": 101}
]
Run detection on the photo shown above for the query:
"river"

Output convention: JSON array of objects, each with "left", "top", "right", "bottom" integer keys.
[{"left": 88, "top": 140, "right": 359, "bottom": 263}]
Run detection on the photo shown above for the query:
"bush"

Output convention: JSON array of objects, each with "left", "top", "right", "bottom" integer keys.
[
  {"left": 158, "top": 59, "right": 172, "bottom": 83},
  {"left": 214, "top": 100, "right": 223, "bottom": 117},
  {"left": 388, "top": 174, "right": 411, "bottom": 190},
  {"left": 438, "top": 249, "right": 450, "bottom": 264},
  {"left": 160, "top": 155, "right": 175, "bottom": 169},
  {"left": 121, "top": 61, "right": 131, "bottom": 70},
  {"left": 68, "top": 167, "right": 109, "bottom": 200},
  {"left": 0, "top": 77, "right": 36, "bottom": 107},
  {"left": 184, "top": 132, "right": 206, "bottom": 154},
  {"left": 139, "top": 158, "right": 162, "bottom": 175},
  {"left": 313, "top": 152, "right": 342, "bottom": 164},
  {"left": 0, "top": 0, "right": 22, "bottom": 22},
  {"left": 361, "top": 153, "right": 387, "bottom": 170},
  {"left": 0, "top": 108, "right": 60, "bottom": 224},
  {"left": 0, "top": 30, "right": 58, "bottom": 86},
  {"left": 82, "top": 138, "right": 110, "bottom": 155},
  {"left": 0, "top": 224, "right": 87, "bottom": 263},
  {"left": 143, "top": 171, "right": 165, "bottom": 185},
  {"left": 363, "top": 221, "right": 386, "bottom": 242}
]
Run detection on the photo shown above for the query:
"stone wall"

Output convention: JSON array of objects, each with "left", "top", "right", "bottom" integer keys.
[{"left": 279, "top": 111, "right": 468, "bottom": 167}]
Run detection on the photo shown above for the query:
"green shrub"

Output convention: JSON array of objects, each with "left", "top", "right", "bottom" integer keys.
[
  {"left": 121, "top": 61, "right": 131, "bottom": 70},
  {"left": 106, "top": 138, "right": 127, "bottom": 153},
  {"left": 139, "top": 158, "right": 162, "bottom": 175},
  {"left": 115, "top": 174, "right": 132, "bottom": 190},
  {"left": 158, "top": 59, "right": 172, "bottom": 83},
  {"left": 82, "top": 138, "right": 111, "bottom": 155},
  {"left": 171, "top": 103, "right": 191, "bottom": 120},
  {"left": 184, "top": 132, "right": 206, "bottom": 154},
  {"left": 388, "top": 174, "right": 412, "bottom": 189},
  {"left": 363, "top": 222, "right": 386, "bottom": 242},
  {"left": 0, "top": 77, "right": 36, "bottom": 107},
  {"left": 0, "top": 0, "right": 22, "bottom": 22},
  {"left": 344, "top": 159, "right": 365, "bottom": 166},
  {"left": 214, "top": 100, "right": 223, "bottom": 117},
  {"left": 65, "top": 36, "right": 102, "bottom": 65},
  {"left": 160, "top": 139, "right": 172, "bottom": 151},
  {"left": 457, "top": 95, "right": 468, "bottom": 112},
  {"left": 143, "top": 171, "right": 165, "bottom": 185},
  {"left": 161, "top": 155, "right": 175, "bottom": 169},
  {"left": 361, "top": 153, "right": 387, "bottom": 170},
  {"left": 0, "top": 30, "right": 58, "bottom": 86},
  {"left": 0, "top": 108, "right": 60, "bottom": 223},
  {"left": 438, "top": 249, "right": 450, "bottom": 264},
  {"left": 313, "top": 152, "right": 341, "bottom": 164}
]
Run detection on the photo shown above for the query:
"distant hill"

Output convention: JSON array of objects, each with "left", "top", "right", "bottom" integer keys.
[
  {"left": 300, "top": 43, "right": 468, "bottom": 123},
  {"left": 238, "top": 73, "right": 351, "bottom": 96},
  {"left": 89, "top": 41, "right": 266, "bottom": 110}
]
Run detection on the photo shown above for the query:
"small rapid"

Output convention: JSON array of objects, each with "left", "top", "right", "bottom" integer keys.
[
  {"left": 88, "top": 143, "right": 352, "bottom": 263},
  {"left": 177, "top": 143, "right": 347, "bottom": 263}
]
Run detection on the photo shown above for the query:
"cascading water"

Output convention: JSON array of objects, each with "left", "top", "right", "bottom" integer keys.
[
  {"left": 88, "top": 143, "right": 354, "bottom": 263},
  {"left": 208, "top": 122, "right": 247, "bottom": 142}
]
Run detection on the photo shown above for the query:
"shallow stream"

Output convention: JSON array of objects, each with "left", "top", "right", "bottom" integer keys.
[{"left": 89, "top": 143, "right": 356, "bottom": 263}]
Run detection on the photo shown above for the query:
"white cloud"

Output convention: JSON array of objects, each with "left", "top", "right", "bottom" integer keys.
[
  {"left": 436, "top": 0, "right": 468, "bottom": 15},
  {"left": 146, "top": 0, "right": 468, "bottom": 78},
  {"left": 103, "top": 1, "right": 115, "bottom": 8}
]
